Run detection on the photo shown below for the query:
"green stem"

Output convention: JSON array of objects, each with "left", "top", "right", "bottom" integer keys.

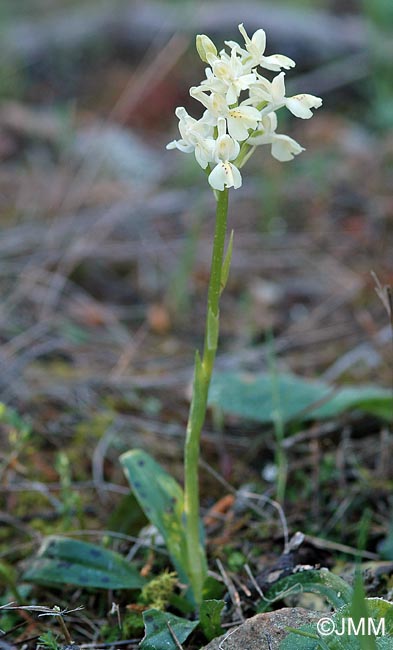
[{"left": 184, "top": 187, "right": 229, "bottom": 605}]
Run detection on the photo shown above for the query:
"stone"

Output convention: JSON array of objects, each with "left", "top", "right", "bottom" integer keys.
[{"left": 201, "top": 607, "right": 324, "bottom": 650}]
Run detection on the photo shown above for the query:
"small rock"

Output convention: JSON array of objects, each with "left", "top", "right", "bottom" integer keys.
[{"left": 201, "top": 607, "right": 324, "bottom": 650}]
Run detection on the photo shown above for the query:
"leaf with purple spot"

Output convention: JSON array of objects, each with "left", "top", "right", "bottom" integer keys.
[
  {"left": 23, "top": 536, "right": 146, "bottom": 590},
  {"left": 121, "top": 449, "right": 204, "bottom": 584}
]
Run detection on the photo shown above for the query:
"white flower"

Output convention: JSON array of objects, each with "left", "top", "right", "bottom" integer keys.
[
  {"left": 248, "top": 113, "right": 305, "bottom": 161},
  {"left": 285, "top": 93, "right": 323, "bottom": 119},
  {"left": 194, "top": 138, "right": 216, "bottom": 169},
  {"left": 203, "top": 49, "right": 257, "bottom": 105},
  {"left": 189, "top": 88, "right": 228, "bottom": 120},
  {"left": 226, "top": 24, "right": 295, "bottom": 72},
  {"left": 250, "top": 72, "right": 322, "bottom": 119},
  {"left": 208, "top": 118, "right": 242, "bottom": 190},
  {"left": 209, "top": 161, "right": 242, "bottom": 191},
  {"left": 214, "top": 119, "right": 241, "bottom": 160},
  {"left": 190, "top": 87, "right": 260, "bottom": 141},
  {"left": 166, "top": 107, "right": 214, "bottom": 167},
  {"left": 197, "top": 67, "right": 227, "bottom": 98},
  {"left": 226, "top": 105, "right": 261, "bottom": 140},
  {"left": 270, "top": 135, "right": 304, "bottom": 161}
]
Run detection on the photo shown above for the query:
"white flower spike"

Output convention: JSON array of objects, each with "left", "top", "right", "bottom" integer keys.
[
  {"left": 164, "top": 23, "right": 322, "bottom": 611},
  {"left": 167, "top": 26, "right": 322, "bottom": 189}
]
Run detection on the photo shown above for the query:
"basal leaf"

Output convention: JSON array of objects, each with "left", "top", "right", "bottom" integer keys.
[
  {"left": 314, "top": 387, "right": 393, "bottom": 421},
  {"left": 120, "top": 449, "right": 189, "bottom": 582},
  {"left": 140, "top": 609, "right": 198, "bottom": 650},
  {"left": 209, "top": 372, "right": 392, "bottom": 424},
  {"left": 23, "top": 535, "right": 145, "bottom": 589},
  {"left": 259, "top": 569, "right": 353, "bottom": 612}
]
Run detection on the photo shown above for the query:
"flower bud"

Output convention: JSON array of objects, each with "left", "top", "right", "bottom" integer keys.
[{"left": 196, "top": 34, "right": 217, "bottom": 63}]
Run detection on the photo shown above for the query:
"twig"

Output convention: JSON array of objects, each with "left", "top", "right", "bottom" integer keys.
[
  {"left": 79, "top": 641, "right": 139, "bottom": 649},
  {"left": 236, "top": 490, "right": 289, "bottom": 555},
  {"left": 303, "top": 534, "right": 379, "bottom": 560},
  {"left": 243, "top": 564, "right": 265, "bottom": 601},
  {"left": 216, "top": 559, "right": 244, "bottom": 623},
  {"left": 166, "top": 621, "right": 184, "bottom": 650},
  {"left": 56, "top": 612, "right": 74, "bottom": 646}
]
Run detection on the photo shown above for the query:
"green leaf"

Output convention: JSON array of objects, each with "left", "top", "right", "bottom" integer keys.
[
  {"left": 315, "top": 387, "right": 393, "bottom": 421},
  {"left": 259, "top": 569, "right": 353, "bottom": 612},
  {"left": 350, "top": 572, "right": 377, "bottom": 650},
  {"left": 120, "top": 449, "right": 189, "bottom": 582},
  {"left": 199, "top": 599, "right": 225, "bottom": 641},
  {"left": 140, "top": 609, "right": 198, "bottom": 650},
  {"left": 23, "top": 535, "right": 145, "bottom": 589},
  {"left": 208, "top": 371, "right": 393, "bottom": 425}
]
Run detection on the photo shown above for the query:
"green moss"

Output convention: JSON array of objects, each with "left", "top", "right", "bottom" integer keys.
[{"left": 140, "top": 571, "right": 178, "bottom": 610}]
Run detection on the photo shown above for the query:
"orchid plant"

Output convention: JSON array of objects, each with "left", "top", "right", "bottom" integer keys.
[{"left": 121, "top": 24, "right": 322, "bottom": 608}]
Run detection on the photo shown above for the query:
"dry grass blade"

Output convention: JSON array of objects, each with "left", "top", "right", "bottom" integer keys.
[{"left": 0, "top": 604, "right": 84, "bottom": 616}]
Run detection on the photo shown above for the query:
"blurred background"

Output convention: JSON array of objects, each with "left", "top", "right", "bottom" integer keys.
[{"left": 1, "top": 0, "right": 393, "bottom": 557}]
